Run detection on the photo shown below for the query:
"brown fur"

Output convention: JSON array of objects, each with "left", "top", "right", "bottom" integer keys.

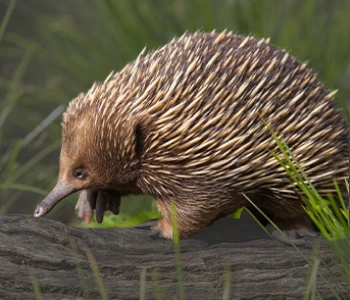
[{"left": 54, "top": 31, "right": 348, "bottom": 238}]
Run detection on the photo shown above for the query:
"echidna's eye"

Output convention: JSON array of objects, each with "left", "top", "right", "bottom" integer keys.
[{"left": 73, "top": 168, "right": 85, "bottom": 179}]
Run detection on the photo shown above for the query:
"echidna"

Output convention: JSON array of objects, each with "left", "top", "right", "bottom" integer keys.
[{"left": 34, "top": 31, "right": 348, "bottom": 240}]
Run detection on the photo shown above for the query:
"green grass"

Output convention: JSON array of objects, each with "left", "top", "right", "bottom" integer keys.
[
  {"left": 139, "top": 268, "right": 147, "bottom": 300},
  {"left": 303, "top": 246, "right": 321, "bottom": 300},
  {"left": 71, "top": 241, "right": 90, "bottom": 299},
  {"left": 268, "top": 123, "right": 350, "bottom": 296},
  {"left": 87, "top": 250, "right": 109, "bottom": 300},
  {"left": 29, "top": 273, "right": 43, "bottom": 300},
  {"left": 0, "top": 0, "right": 16, "bottom": 45},
  {"left": 222, "top": 268, "right": 232, "bottom": 300},
  {"left": 268, "top": 125, "right": 349, "bottom": 237},
  {"left": 151, "top": 270, "right": 166, "bottom": 300},
  {"left": 171, "top": 203, "right": 185, "bottom": 300}
]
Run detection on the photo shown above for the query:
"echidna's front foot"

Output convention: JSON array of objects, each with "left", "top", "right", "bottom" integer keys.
[
  {"left": 269, "top": 226, "right": 319, "bottom": 246},
  {"left": 75, "top": 190, "right": 93, "bottom": 223},
  {"left": 75, "top": 189, "right": 121, "bottom": 223}
]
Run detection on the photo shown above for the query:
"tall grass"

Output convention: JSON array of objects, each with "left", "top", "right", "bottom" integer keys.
[
  {"left": 269, "top": 125, "right": 350, "bottom": 295},
  {"left": 29, "top": 272, "right": 43, "bottom": 300},
  {"left": 171, "top": 204, "right": 185, "bottom": 300},
  {"left": 86, "top": 250, "right": 109, "bottom": 300},
  {"left": 0, "top": 0, "right": 54, "bottom": 214},
  {"left": 303, "top": 247, "right": 321, "bottom": 300}
]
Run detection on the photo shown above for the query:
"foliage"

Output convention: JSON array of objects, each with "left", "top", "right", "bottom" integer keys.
[{"left": 270, "top": 122, "right": 350, "bottom": 293}]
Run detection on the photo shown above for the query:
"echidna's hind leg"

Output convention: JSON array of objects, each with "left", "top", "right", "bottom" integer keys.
[
  {"left": 249, "top": 190, "right": 320, "bottom": 245},
  {"left": 154, "top": 199, "right": 198, "bottom": 239},
  {"left": 267, "top": 210, "right": 319, "bottom": 245},
  {"left": 152, "top": 199, "right": 175, "bottom": 239},
  {"left": 154, "top": 197, "right": 231, "bottom": 239},
  {"left": 270, "top": 226, "right": 318, "bottom": 245},
  {"left": 155, "top": 216, "right": 174, "bottom": 239}
]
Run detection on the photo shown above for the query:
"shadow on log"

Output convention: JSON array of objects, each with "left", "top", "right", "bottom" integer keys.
[{"left": 0, "top": 213, "right": 348, "bottom": 299}]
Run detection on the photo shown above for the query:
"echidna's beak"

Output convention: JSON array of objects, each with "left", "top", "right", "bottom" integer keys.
[{"left": 34, "top": 180, "right": 76, "bottom": 218}]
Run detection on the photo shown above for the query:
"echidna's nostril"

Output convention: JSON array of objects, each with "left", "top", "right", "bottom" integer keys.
[{"left": 34, "top": 207, "right": 42, "bottom": 217}]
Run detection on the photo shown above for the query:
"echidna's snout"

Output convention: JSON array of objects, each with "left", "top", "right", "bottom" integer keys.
[{"left": 34, "top": 180, "right": 76, "bottom": 218}]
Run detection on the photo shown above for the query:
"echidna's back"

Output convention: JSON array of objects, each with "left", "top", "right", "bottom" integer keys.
[{"left": 116, "top": 31, "right": 348, "bottom": 200}]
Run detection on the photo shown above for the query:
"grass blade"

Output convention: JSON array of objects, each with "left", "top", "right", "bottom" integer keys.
[
  {"left": 152, "top": 269, "right": 165, "bottom": 300},
  {"left": 71, "top": 241, "right": 90, "bottom": 299},
  {"left": 21, "top": 105, "right": 65, "bottom": 146},
  {"left": 303, "top": 246, "right": 320, "bottom": 300},
  {"left": 222, "top": 268, "right": 231, "bottom": 300},
  {"left": 170, "top": 203, "right": 185, "bottom": 300},
  {"left": 29, "top": 273, "right": 43, "bottom": 300},
  {"left": 0, "top": 183, "right": 47, "bottom": 196},
  {"left": 86, "top": 250, "right": 109, "bottom": 300},
  {"left": 0, "top": 44, "right": 34, "bottom": 128},
  {"left": 140, "top": 268, "right": 147, "bottom": 300},
  {"left": 0, "top": 0, "right": 17, "bottom": 45}
]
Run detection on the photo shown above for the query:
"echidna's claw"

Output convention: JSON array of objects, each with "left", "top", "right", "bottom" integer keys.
[
  {"left": 107, "top": 190, "right": 121, "bottom": 215},
  {"left": 87, "top": 190, "right": 98, "bottom": 210},
  {"left": 96, "top": 191, "right": 107, "bottom": 223},
  {"left": 111, "top": 197, "right": 120, "bottom": 214},
  {"left": 75, "top": 189, "right": 122, "bottom": 224}
]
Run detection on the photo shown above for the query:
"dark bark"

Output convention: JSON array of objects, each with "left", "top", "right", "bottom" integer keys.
[{"left": 0, "top": 213, "right": 348, "bottom": 300}]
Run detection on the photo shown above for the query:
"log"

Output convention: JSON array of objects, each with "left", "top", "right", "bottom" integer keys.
[{"left": 0, "top": 213, "right": 348, "bottom": 300}]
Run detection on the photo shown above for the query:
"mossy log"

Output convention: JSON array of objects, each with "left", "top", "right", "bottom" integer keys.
[{"left": 0, "top": 213, "right": 348, "bottom": 300}]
